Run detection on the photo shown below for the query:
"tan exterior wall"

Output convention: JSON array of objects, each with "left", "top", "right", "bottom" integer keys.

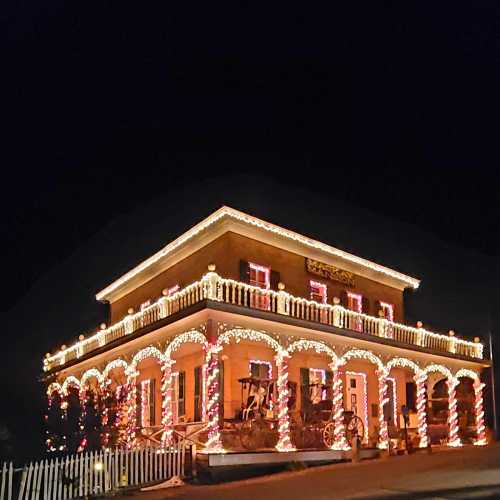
[{"left": 110, "top": 232, "right": 405, "bottom": 324}]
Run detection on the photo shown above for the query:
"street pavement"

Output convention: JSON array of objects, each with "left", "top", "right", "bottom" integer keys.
[{"left": 118, "top": 443, "right": 500, "bottom": 499}]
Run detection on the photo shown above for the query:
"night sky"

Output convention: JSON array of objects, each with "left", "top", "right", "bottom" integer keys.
[{"left": 2, "top": 3, "right": 500, "bottom": 461}]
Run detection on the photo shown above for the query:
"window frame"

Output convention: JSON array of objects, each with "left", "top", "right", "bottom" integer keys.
[
  {"left": 347, "top": 292, "right": 363, "bottom": 313},
  {"left": 248, "top": 262, "right": 271, "bottom": 290},
  {"left": 310, "top": 280, "right": 327, "bottom": 304},
  {"left": 379, "top": 301, "right": 394, "bottom": 321}
]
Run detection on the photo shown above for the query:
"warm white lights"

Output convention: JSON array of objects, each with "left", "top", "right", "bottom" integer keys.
[
  {"left": 49, "top": 324, "right": 487, "bottom": 455},
  {"left": 44, "top": 272, "right": 483, "bottom": 371},
  {"left": 95, "top": 206, "right": 420, "bottom": 303}
]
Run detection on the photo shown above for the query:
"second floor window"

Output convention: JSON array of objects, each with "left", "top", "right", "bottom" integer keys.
[
  {"left": 249, "top": 262, "right": 270, "bottom": 289},
  {"left": 379, "top": 301, "right": 394, "bottom": 321},
  {"left": 347, "top": 292, "right": 363, "bottom": 313},
  {"left": 310, "top": 280, "right": 327, "bottom": 303},
  {"left": 347, "top": 292, "right": 363, "bottom": 332}
]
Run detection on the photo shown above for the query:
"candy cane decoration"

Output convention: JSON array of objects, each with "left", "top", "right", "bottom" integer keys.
[
  {"left": 275, "top": 350, "right": 295, "bottom": 452},
  {"left": 204, "top": 344, "right": 224, "bottom": 453},
  {"left": 330, "top": 362, "right": 350, "bottom": 450},
  {"left": 125, "top": 369, "right": 138, "bottom": 449},
  {"left": 161, "top": 357, "right": 176, "bottom": 448},
  {"left": 473, "top": 380, "right": 487, "bottom": 446},
  {"left": 447, "top": 377, "right": 462, "bottom": 447},
  {"left": 376, "top": 369, "right": 390, "bottom": 450},
  {"left": 414, "top": 371, "right": 429, "bottom": 448}
]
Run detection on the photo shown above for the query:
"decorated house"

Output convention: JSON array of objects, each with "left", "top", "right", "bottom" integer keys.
[{"left": 43, "top": 207, "right": 489, "bottom": 456}]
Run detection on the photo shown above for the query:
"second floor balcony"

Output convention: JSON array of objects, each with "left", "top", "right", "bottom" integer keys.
[{"left": 43, "top": 265, "right": 485, "bottom": 373}]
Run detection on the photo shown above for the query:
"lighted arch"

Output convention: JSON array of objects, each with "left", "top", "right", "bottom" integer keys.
[
  {"left": 287, "top": 339, "right": 337, "bottom": 364},
  {"left": 423, "top": 363, "right": 454, "bottom": 380},
  {"left": 62, "top": 376, "right": 81, "bottom": 395},
  {"left": 386, "top": 357, "right": 421, "bottom": 375},
  {"left": 165, "top": 330, "right": 208, "bottom": 358},
  {"left": 102, "top": 359, "right": 129, "bottom": 381},
  {"left": 341, "top": 348, "right": 384, "bottom": 370},
  {"left": 80, "top": 368, "right": 103, "bottom": 388},
  {"left": 455, "top": 368, "right": 480, "bottom": 381},
  {"left": 47, "top": 382, "right": 62, "bottom": 396},
  {"left": 130, "top": 346, "right": 165, "bottom": 372},
  {"left": 217, "top": 328, "right": 281, "bottom": 352}
]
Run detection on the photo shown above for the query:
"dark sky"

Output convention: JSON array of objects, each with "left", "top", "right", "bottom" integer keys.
[{"left": 2, "top": 3, "right": 500, "bottom": 460}]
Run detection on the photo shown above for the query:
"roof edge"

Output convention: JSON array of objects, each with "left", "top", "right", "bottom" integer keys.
[{"left": 96, "top": 206, "right": 420, "bottom": 302}]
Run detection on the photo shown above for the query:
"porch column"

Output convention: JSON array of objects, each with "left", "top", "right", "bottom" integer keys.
[
  {"left": 446, "top": 377, "right": 462, "bottom": 447},
  {"left": 473, "top": 380, "right": 487, "bottom": 445},
  {"left": 160, "top": 357, "right": 176, "bottom": 448},
  {"left": 275, "top": 350, "right": 295, "bottom": 451},
  {"left": 204, "top": 343, "right": 224, "bottom": 453},
  {"left": 125, "top": 368, "right": 138, "bottom": 449},
  {"left": 414, "top": 371, "right": 429, "bottom": 448},
  {"left": 330, "top": 361, "right": 350, "bottom": 450},
  {"left": 376, "top": 369, "right": 390, "bottom": 450}
]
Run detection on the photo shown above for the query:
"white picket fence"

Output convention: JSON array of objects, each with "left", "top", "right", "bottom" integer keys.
[{"left": 0, "top": 442, "right": 188, "bottom": 500}]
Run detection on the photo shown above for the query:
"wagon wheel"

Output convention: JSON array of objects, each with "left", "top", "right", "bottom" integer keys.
[
  {"left": 240, "top": 419, "right": 264, "bottom": 450},
  {"left": 346, "top": 415, "right": 364, "bottom": 446},
  {"left": 322, "top": 422, "right": 336, "bottom": 448}
]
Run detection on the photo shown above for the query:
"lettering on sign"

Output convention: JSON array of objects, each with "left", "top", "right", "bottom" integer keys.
[{"left": 306, "top": 258, "right": 355, "bottom": 287}]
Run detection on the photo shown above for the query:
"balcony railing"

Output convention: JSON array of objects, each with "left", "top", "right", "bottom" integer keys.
[{"left": 44, "top": 268, "right": 484, "bottom": 371}]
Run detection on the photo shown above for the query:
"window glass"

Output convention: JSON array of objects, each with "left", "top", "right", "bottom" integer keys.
[
  {"left": 380, "top": 301, "right": 394, "bottom": 321},
  {"left": 310, "top": 280, "right": 327, "bottom": 303},
  {"left": 249, "top": 263, "right": 270, "bottom": 289}
]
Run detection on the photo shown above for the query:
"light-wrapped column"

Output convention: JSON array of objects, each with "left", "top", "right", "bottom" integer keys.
[
  {"left": 330, "top": 361, "right": 350, "bottom": 450},
  {"left": 204, "top": 344, "right": 224, "bottom": 453},
  {"left": 447, "top": 377, "right": 462, "bottom": 447},
  {"left": 160, "top": 357, "right": 176, "bottom": 448},
  {"left": 473, "top": 380, "right": 487, "bottom": 446},
  {"left": 275, "top": 350, "right": 295, "bottom": 451},
  {"left": 125, "top": 369, "right": 138, "bottom": 449},
  {"left": 414, "top": 371, "right": 429, "bottom": 448},
  {"left": 376, "top": 369, "right": 389, "bottom": 450}
]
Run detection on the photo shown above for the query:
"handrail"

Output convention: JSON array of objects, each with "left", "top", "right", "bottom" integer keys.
[{"left": 43, "top": 269, "right": 483, "bottom": 371}]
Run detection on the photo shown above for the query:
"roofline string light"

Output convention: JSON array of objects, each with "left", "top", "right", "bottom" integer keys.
[{"left": 96, "top": 206, "right": 420, "bottom": 302}]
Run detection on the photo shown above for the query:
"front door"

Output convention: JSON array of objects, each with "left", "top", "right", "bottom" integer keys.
[{"left": 345, "top": 372, "right": 367, "bottom": 442}]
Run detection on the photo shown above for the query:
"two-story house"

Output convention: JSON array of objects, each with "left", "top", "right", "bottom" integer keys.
[{"left": 43, "top": 207, "right": 489, "bottom": 457}]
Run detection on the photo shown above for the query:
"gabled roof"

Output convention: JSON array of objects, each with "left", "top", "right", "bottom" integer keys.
[{"left": 96, "top": 206, "right": 420, "bottom": 303}]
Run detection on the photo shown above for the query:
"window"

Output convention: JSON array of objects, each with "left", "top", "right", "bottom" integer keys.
[
  {"left": 347, "top": 292, "right": 362, "bottom": 313},
  {"left": 347, "top": 292, "right": 363, "bottom": 332},
  {"left": 194, "top": 366, "right": 202, "bottom": 422},
  {"left": 249, "top": 262, "right": 271, "bottom": 310},
  {"left": 379, "top": 301, "right": 394, "bottom": 321},
  {"left": 167, "top": 284, "right": 180, "bottom": 296},
  {"left": 249, "top": 360, "right": 272, "bottom": 379},
  {"left": 249, "top": 262, "right": 270, "bottom": 289},
  {"left": 170, "top": 372, "right": 184, "bottom": 423},
  {"left": 310, "top": 280, "right": 327, "bottom": 304},
  {"left": 140, "top": 379, "right": 156, "bottom": 427},
  {"left": 309, "top": 368, "right": 326, "bottom": 403}
]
